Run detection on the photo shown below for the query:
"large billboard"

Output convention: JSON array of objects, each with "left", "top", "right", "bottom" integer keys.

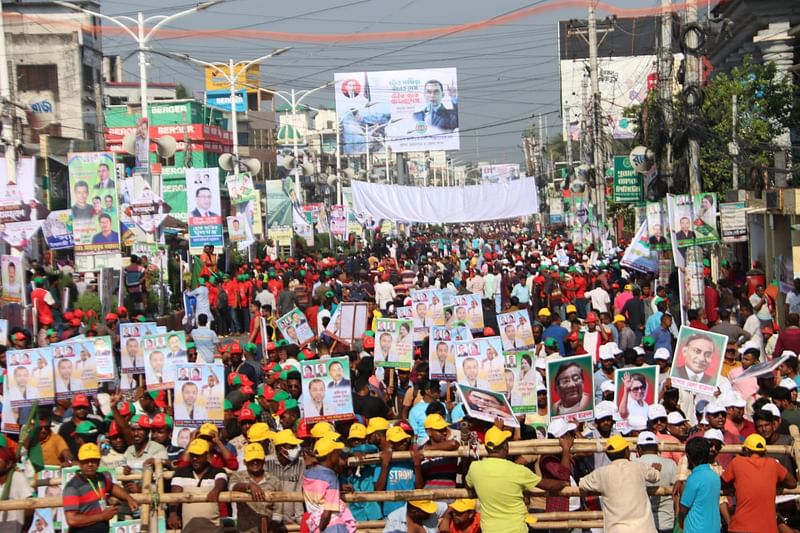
[
  {"left": 204, "top": 64, "right": 260, "bottom": 93},
  {"left": 480, "top": 164, "right": 520, "bottom": 183},
  {"left": 67, "top": 152, "right": 120, "bottom": 257},
  {"left": 334, "top": 68, "right": 459, "bottom": 154}
]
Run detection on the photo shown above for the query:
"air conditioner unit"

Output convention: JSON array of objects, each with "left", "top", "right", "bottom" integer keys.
[{"left": 766, "top": 189, "right": 783, "bottom": 211}]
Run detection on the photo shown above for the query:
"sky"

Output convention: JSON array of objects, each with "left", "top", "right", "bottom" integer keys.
[{"left": 100, "top": 0, "right": 664, "bottom": 165}]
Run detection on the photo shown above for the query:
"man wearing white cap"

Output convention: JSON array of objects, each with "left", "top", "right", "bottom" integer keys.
[
  {"left": 541, "top": 419, "right": 580, "bottom": 514},
  {"left": 647, "top": 404, "right": 682, "bottom": 464},
  {"left": 704, "top": 401, "right": 736, "bottom": 468},
  {"left": 599, "top": 380, "right": 615, "bottom": 402},
  {"left": 634, "top": 431, "right": 677, "bottom": 533},
  {"left": 653, "top": 348, "right": 672, "bottom": 396},
  {"left": 586, "top": 401, "right": 619, "bottom": 468},
  {"left": 778, "top": 376, "right": 798, "bottom": 403},
  {"left": 722, "top": 393, "right": 754, "bottom": 441},
  {"left": 593, "top": 346, "right": 617, "bottom": 403},
  {"left": 672, "top": 429, "right": 729, "bottom": 516}
]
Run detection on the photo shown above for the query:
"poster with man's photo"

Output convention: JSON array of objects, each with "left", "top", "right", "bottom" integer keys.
[
  {"left": 300, "top": 356, "right": 355, "bottom": 423},
  {"left": 225, "top": 172, "right": 256, "bottom": 205},
  {"left": 453, "top": 337, "right": 506, "bottom": 393},
  {"left": 614, "top": 365, "right": 659, "bottom": 422},
  {"left": 277, "top": 307, "right": 315, "bottom": 347},
  {"left": 173, "top": 363, "right": 225, "bottom": 426},
  {"left": 186, "top": 168, "right": 224, "bottom": 255},
  {"left": 92, "top": 336, "right": 115, "bottom": 382},
  {"left": 6, "top": 347, "right": 54, "bottom": 410},
  {"left": 373, "top": 318, "right": 414, "bottom": 369},
  {"left": 410, "top": 289, "right": 445, "bottom": 342},
  {"left": 667, "top": 193, "right": 719, "bottom": 248},
  {"left": 668, "top": 326, "right": 727, "bottom": 395},
  {"left": 646, "top": 200, "right": 671, "bottom": 251},
  {"left": 52, "top": 340, "right": 97, "bottom": 398},
  {"left": 227, "top": 215, "right": 249, "bottom": 242},
  {"left": 143, "top": 332, "right": 187, "bottom": 391},
  {"left": 498, "top": 310, "right": 535, "bottom": 351},
  {"left": 67, "top": 152, "right": 120, "bottom": 255},
  {"left": 503, "top": 351, "right": 539, "bottom": 414},
  {"left": 429, "top": 332, "right": 455, "bottom": 381},
  {"left": 1, "top": 254, "right": 23, "bottom": 303},
  {"left": 450, "top": 293, "right": 484, "bottom": 331},
  {"left": 120, "top": 322, "right": 159, "bottom": 374},
  {"left": 546, "top": 354, "right": 595, "bottom": 423},
  {"left": 456, "top": 383, "right": 518, "bottom": 428}
]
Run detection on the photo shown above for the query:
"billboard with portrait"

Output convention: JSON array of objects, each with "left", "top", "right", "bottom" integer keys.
[
  {"left": 334, "top": 67, "right": 460, "bottom": 154},
  {"left": 504, "top": 351, "right": 539, "bottom": 414},
  {"left": 143, "top": 332, "right": 187, "bottom": 391},
  {"left": 173, "top": 363, "right": 224, "bottom": 426},
  {"left": 498, "top": 310, "right": 535, "bottom": 351},
  {"left": 67, "top": 152, "right": 120, "bottom": 255},
  {"left": 373, "top": 318, "right": 414, "bottom": 369},
  {"left": 547, "top": 354, "right": 594, "bottom": 423},
  {"left": 52, "top": 340, "right": 97, "bottom": 398},
  {"left": 453, "top": 337, "right": 506, "bottom": 393},
  {"left": 300, "top": 356, "right": 355, "bottom": 423},
  {"left": 1, "top": 254, "right": 23, "bottom": 303},
  {"left": 614, "top": 365, "right": 658, "bottom": 421},
  {"left": 646, "top": 201, "right": 670, "bottom": 251},
  {"left": 225, "top": 172, "right": 256, "bottom": 205},
  {"left": 456, "top": 383, "right": 518, "bottom": 428},
  {"left": 277, "top": 307, "right": 315, "bottom": 347},
  {"left": 186, "top": 168, "right": 224, "bottom": 255},
  {"left": 480, "top": 164, "right": 520, "bottom": 183},
  {"left": 669, "top": 326, "right": 727, "bottom": 395},
  {"left": 227, "top": 215, "right": 249, "bottom": 242},
  {"left": 450, "top": 293, "right": 484, "bottom": 331},
  {"left": 666, "top": 193, "right": 720, "bottom": 248},
  {"left": 6, "top": 348, "right": 54, "bottom": 412}
]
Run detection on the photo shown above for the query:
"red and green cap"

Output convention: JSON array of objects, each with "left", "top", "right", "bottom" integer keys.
[
  {"left": 259, "top": 384, "right": 276, "bottom": 400},
  {"left": 150, "top": 413, "right": 173, "bottom": 429},
  {"left": 130, "top": 414, "right": 151, "bottom": 428},
  {"left": 116, "top": 401, "right": 135, "bottom": 416},
  {"left": 273, "top": 390, "right": 291, "bottom": 403},
  {"left": 276, "top": 398, "right": 299, "bottom": 416}
]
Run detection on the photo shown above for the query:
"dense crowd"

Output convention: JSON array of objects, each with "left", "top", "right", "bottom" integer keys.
[{"left": 4, "top": 225, "right": 800, "bottom": 533}]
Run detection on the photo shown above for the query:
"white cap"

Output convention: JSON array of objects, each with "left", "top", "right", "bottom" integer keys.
[
  {"left": 653, "top": 348, "right": 671, "bottom": 361},
  {"left": 739, "top": 341, "right": 760, "bottom": 354},
  {"left": 634, "top": 346, "right": 646, "bottom": 356},
  {"left": 703, "top": 428, "right": 724, "bottom": 442},
  {"left": 606, "top": 342, "right": 622, "bottom": 356},
  {"left": 779, "top": 377, "right": 798, "bottom": 391},
  {"left": 782, "top": 350, "right": 798, "bottom": 359},
  {"left": 699, "top": 415, "right": 709, "bottom": 425},
  {"left": 667, "top": 411, "right": 686, "bottom": 425},
  {"left": 647, "top": 404, "right": 668, "bottom": 420},
  {"left": 599, "top": 345, "right": 616, "bottom": 361},
  {"left": 721, "top": 393, "right": 746, "bottom": 408},
  {"left": 628, "top": 415, "right": 647, "bottom": 431},
  {"left": 536, "top": 383, "right": 547, "bottom": 393},
  {"left": 547, "top": 418, "right": 577, "bottom": 438},
  {"left": 636, "top": 431, "right": 659, "bottom": 446},
  {"left": 762, "top": 403, "right": 781, "bottom": 418},
  {"left": 594, "top": 400, "right": 618, "bottom": 420},
  {"left": 600, "top": 380, "right": 615, "bottom": 393},
  {"left": 704, "top": 401, "right": 727, "bottom": 415}
]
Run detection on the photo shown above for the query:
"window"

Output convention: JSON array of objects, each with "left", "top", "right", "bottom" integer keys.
[{"left": 17, "top": 65, "right": 59, "bottom": 98}]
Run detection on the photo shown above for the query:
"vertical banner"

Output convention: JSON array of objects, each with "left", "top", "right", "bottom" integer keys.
[
  {"left": 186, "top": 168, "right": 224, "bottom": 255},
  {"left": 68, "top": 152, "right": 120, "bottom": 256},
  {"left": 504, "top": 351, "right": 538, "bottom": 414},
  {"left": 373, "top": 318, "right": 414, "bottom": 369},
  {"left": 667, "top": 193, "right": 720, "bottom": 248},
  {"left": 429, "top": 327, "right": 456, "bottom": 380},
  {"left": 93, "top": 336, "right": 115, "bottom": 382},
  {"left": 612, "top": 155, "right": 643, "bottom": 203},
  {"left": 720, "top": 201, "right": 747, "bottom": 243},
  {"left": 329, "top": 205, "right": 347, "bottom": 238},
  {"left": 300, "top": 356, "right": 355, "bottom": 423},
  {"left": 1, "top": 255, "right": 23, "bottom": 303},
  {"left": 227, "top": 215, "right": 249, "bottom": 242},
  {"left": 174, "top": 363, "right": 224, "bottom": 426},
  {"left": 646, "top": 201, "right": 671, "bottom": 251},
  {"left": 342, "top": 187, "right": 363, "bottom": 238},
  {"left": 265, "top": 178, "right": 294, "bottom": 246}
]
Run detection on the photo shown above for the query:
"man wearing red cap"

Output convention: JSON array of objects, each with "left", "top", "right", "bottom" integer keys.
[
  {"left": 58, "top": 394, "right": 93, "bottom": 457},
  {"left": 228, "top": 407, "right": 258, "bottom": 467},
  {"left": 31, "top": 277, "right": 56, "bottom": 328}
]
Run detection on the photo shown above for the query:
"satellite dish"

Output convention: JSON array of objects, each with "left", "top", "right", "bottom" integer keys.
[
  {"left": 219, "top": 153, "right": 235, "bottom": 171},
  {"left": 357, "top": 169, "right": 367, "bottom": 179},
  {"left": 153, "top": 135, "right": 177, "bottom": 158},
  {"left": 327, "top": 175, "right": 340, "bottom": 187},
  {"left": 121, "top": 132, "right": 136, "bottom": 155},
  {"left": 243, "top": 158, "right": 261, "bottom": 176},
  {"left": 282, "top": 155, "right": 295, "bottom": 170}
]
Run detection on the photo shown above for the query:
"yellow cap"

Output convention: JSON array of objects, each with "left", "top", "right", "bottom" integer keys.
[
  {"left": 366, "top": 417, "right": 390, "bottom": 435},
  {"left": 244, "top": 442, "right": 266, "bottom": 462},
  {"left": 450, "top": 499, "right": 478, "bottom": 513},
  {"left": 314, "top": 437, "right": 345, "bottom": 457},
  {"left": 187, "top": 438, "right": 211, "bottom": 455},
  {"left": 311, "top": 422, "right": 340, "bottom": 440},
  {"left": 198, "top": 423, "right": 218, "bottom": 437},
  {"left": 77, "top": 443, "right": 101, "bottom": 461},
  {"left": 348, "top": 423, "right": 367, "bottom": 440},
  {"left": 424, "top": 414, "right": 449, "bottom": 430},
  {"left": 565, "top": 305, "right": 577, "bottom": 314},
  {"left": 272, "top": 429, "right": 303, "bottom": 447},
  {"left": 624, "top": 284, "right": 633, "bottom": 291},
  {"left": 538, "top": 308, "right": 551, "bottom": 317},
  {"left": 743, "top": 433, "right": 767, "bottom": 452},
  {"left": 408, "top": 500, "right": 438, "bottom": 514},
  {"left": 386, "top": 426, "right": 411, "bottom": 443},
  {"left": 605, "top": 435, "right": 630, "bottom": 453},
  {"left": 613, "top": 314, "right": 626, "bottom": 323},
  {"left": 248, "top": 423, "right": 274, "bottom": 443},
  {"left": 485, "top": 426, "right": 512, "bottom": 449}
]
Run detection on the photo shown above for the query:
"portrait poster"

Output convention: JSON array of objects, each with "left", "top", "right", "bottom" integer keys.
[
  {"left": 172, "top": 426, "right": 194, "bottom": 450},
  {"left": 503, "top": 351, "right": 539, "bottom": 414},
  {"left": 667, "top": 193, "right": 719, "bottom": 248},
  {"left": 109, "top": 520, "right": 141, "bottom": 533},
  {"left": 42, "top": 210, "right": 74, "bottom": 250},
  {"left": 455, "top": 383, "right": 518, "bottom": 428},
  {"left": 450, "top": 326, "right": 472, "bottom": 341},
  {"left": 669, "top": 326, "right": 727, "bottom": 395},
  {"left": 67, "top": 152, "right": 120, "bottom": 255},
  {"left": 0, "top": 318, "right": 7, "bottom": 345},
  {"left": 1, "top": 254, "right": 23, "bottom": 303},
  {"left": 186, "top": 168, "right": 224, "bottom": 255},
  {"left": 235, "top": 191, "right": 263, "bottom": 238},
  {"left": 646, "top": 200, "right": 670, "bottom": 251},
  {"left": 300, "top": 356, "right": 355, "bottom": 423},
  {"left": 120, "top": 322, "right": 158, "bottom": 374},
  {"left": 143, "top": 332, "right": 187, "bottom": 391},
  {"left": 453, "top": 337, "right": 506, "bottom": 393},
  {"left": 546, "top": 354, "right": 595, "bottom": 423},
  {"left": 428, "top": 330, "right": 455, "bottom": 381},
  {"left": 329, "top": 204, "right": 347, "bottom": 238},
  {"left": 410, "top": 289, "right": 445, "bottom": 328},
  {"left": 6, "top": 347, "right": 54, "bottom": 409},
  {"left": 373, "top": 318, "right": 414, "bottom": 369},
  {"left": 498, "top": 310, "right": 535, "bottom": 351},
  {"left": 0, "top": 156, "right": 36, "bottom": 205},
  {"left": 396, "top": 306, "right": 413, "bottom": 321},
  {"left": 52, "top": 340, "right": 97, "bottom": 398},
  {"left": 227, "top": 215, "right": 248, "bottom": 242},
  {"left": 334, "top": 68, "right": 460, "bottom": 154},
  {"left": 277, "top": 307, "right": 315, "bottom": 347},
  {"left": 28, "top": 509, "right": 56, "bottom": 533},
  {"left": 173, "top": 363, "right": 225, "bottom": 426},
  {"left": 614, "top": 365, "right": 658, "bottom": 422},
  {"left": 92, "top": 336, "right": 115, "bottom": 382},
  {"left": 36, "top": 467, "right": 65, "bottom": 527},
  {"left": 225, "top": 172, "right": 256, "bottom": 205},
  {"left": 450, "top": 293, "right": 484, "bottom": 331}
]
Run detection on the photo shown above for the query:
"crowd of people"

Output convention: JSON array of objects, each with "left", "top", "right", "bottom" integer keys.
[{"left": 4, "top": 224, "right": 800, "bottom": 533}]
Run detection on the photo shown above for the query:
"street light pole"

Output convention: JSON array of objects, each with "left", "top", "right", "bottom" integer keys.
[{"left": 55, "top": 1, "right": 222, "bottom": 122}]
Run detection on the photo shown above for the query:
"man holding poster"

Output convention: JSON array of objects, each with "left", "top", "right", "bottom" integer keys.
[{"left": 669, "top": 326, "right": 727, "bottom": 395}]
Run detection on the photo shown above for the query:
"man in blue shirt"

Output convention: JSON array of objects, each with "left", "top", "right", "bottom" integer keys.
[
  {"left": 408, "top": 380, "right": 443, "bottom": 445},
  {"left": 651, "top": 313, "right": 674, "bottom": 353},
  {"left": 374, "top": 426, "right": 424, "bottom": 517},
  {"left": 542, "top": 310, "right": 568, "bottom": 354},
  {"left": 511, "top": 277, "right": 530, "bottom": 305},
  {"left": 91, "top": 213, "right": 119, "bottom": 245},
  {"left": 679, "top": 437, "right": 721, "bottom": 533},
  {"left": 645, "top": 299, "right": 668, "bottom": 335}
]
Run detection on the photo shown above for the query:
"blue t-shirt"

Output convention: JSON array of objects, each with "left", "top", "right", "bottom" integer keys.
[
  {"left": 543, "top": 324, "right": 568, "bottom": 354},
  {"left": 408, "top": 401, "right": 430, "bottom": 445},
  {"left": 341, "top": 444, "right": 381, "bottom": 521},
  {"left": 680, "top": 463, "right": 721, "bottom": 533},
  {"left": 374, "top": 461, "right": 416, "bottom": 517}
]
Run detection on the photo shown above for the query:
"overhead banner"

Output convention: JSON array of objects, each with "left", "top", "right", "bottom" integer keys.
[
  {"left": 480, "top": 164, "right": 520, "bottom": 183},
  {"left": 186, "top": 168, "right": 224, "bottom": 255},
  {"left": 68, "top": 152, "right": 120, "bottom": 257},
  {"left": 612, "top": 155, "right": 643, "bottom": 203},
  {"left": 720, "top": 201, "right": 747, "bottom": 243},
  {"left": 351, "top": 178, "right": 538, "bottom": 224},
  {"left": 335, "top": 67, "right": 459, "bottom": 154}
]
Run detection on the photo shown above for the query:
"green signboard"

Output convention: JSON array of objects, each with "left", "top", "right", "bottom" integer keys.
[{"left": 613, "top": 156, "right": 643, "bottom": 203}]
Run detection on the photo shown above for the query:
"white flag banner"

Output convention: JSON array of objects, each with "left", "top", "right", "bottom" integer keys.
[{"left": 351, "top": 178, "right": 539, "bottom": 224}]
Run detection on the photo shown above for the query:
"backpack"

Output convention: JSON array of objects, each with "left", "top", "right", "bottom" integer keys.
[{"left": 125, "top": 267, "right": 143, "bottom": 288}]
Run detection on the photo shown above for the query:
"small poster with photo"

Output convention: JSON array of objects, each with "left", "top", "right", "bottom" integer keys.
[
  {"left": 172, "top": 426, "right": 194, "bottom": 450},
  {"left": 429, "top": 335, "right": 456, "bottom": 381},
  {"left": 143, "top": 332, "right": 187, "bottom": 391},
  {"left": 28, "top": 509, "right": 57, "bottom": 533},
  {"left": 110, "top": 520, "right": 142, "bottom": 533},
  {"left": 6, "top": 347, "right": 54, "bottom": 409},
  {"left": 546, "top": 354, "right": 595, "bottom": 423},
  {"left": 614, "top": 365, "right": 659, "bottom": 421},
  {"left": 396, "top": 306, "right": 413, "bottom": 320},
  {"left": 277, "top": 307, "right": 315, "bottom": 347},
  {"left": 453, "top": 337, "right": 506, "bottom": 393},
  {"left": 373, "top": 318, "right": 414, "bottom": 369},
  {"left": 449, "top": 326, "right": 472, "bottom": 341},
  {"left": 0, "top": 318, "right": 8, "bottom": 345},
  {"left": 300, "top": 356, "right": 355, "bottom": 423},
  {"left": 92, "top": 336, "right": 115, "bottom": 381},
  {"left": 225, "top": 172, "right": 257, "bottom": 205},
  {"left": 410, "top": 289, "right": 445, "bottom": 327},
  {"left": 173, "top": 363, "right": 225, "bottom": 426},
  {"left": 53, "top": 340, "right": 97, "bottom": 398},
  {"left": 450, "top": 293, "right": 484, "bottom": 331},
  {"left": 456, "top": 383, "right": 519, "bottom": 428},
  {"left": 504, "top": 351, "right": 539, "bottom": 414},
  {"left": 668, "top": 326, "right": 727, "bottom": 395},
  {"left": 498, "top": 310, "right": 535, "bottom": 351}
]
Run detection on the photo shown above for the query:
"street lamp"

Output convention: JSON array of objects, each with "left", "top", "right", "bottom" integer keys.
[
  {"left": 54, "top": 0, "right": 222, "bottom": 122},
  {"left": 364, "top": 118, "right": 401, "bottom": 182},
  {"left": 166, "top": 48, "right": 290, "bottom": 175}
]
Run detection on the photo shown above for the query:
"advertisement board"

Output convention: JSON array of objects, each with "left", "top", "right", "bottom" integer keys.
[
  {"left": 720, "top": 201, "right": 747, "bottom": 243},
  {"left": 334, "top": 67, "right": 459, "bottom": 154},
  {"left": 265, "top": 178, "right": 294, "bottom": 246},
  {"left": 480, "top": 164, "right": 520, "bottom": 183},
  {"left": 186, "top": 168, "right": 224, "bottom": 255},
  {"left": 613, "top": 155, "right": 643, "bottom": 203},
  {"left": 204, "top": 64, "right": 260, "bottom": 92},
  {"left": 206, "top": 89, "right": 247, "bottom": 113}
]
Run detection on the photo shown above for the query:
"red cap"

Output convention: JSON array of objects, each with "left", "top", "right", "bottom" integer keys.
[
  {"left": 150, "top": 413, "right": 170, "bottom": 429},
  {"left": 150, "top": 390, "right": 167, "bottom": 409},
  {"left": 105, "top": 312, "right": 119, "bottom": 321},
  {"left": 117, "top": 306, "right": 128, "bottom": 316},
  {"left": 69, "top": 318, "right": 81, "bottom": 327},
  {"left": 86, "top": 310, "right": 96, "bottom": 318},
  {"left": 73, "top": 309, "right": 84, "bottom": 319},
  {"left": 240, "top": 385, "right": 255, "bottom": 395},
  {"left": 586, "top": 313, "right": 598, "bottom": 324},
  {"left": 227, "top": 372, "right": 241, "bottom": 385},
  {"left": 240, "top": 374, "right": 254, "bottom": 387},
  {"left": 13, "top": 332, "right": 25, "bottom": 341},
  {"left": 276, "top": 400, "right": 294, "bottom": 416},
  {"left": 260, "top": 385, "right": 276, "bottom": 400},
  {"left": 107, "top": 421, "right": 121, "bottom": 437},
  {"left": 267, "top": 342, "right": 276, "bottom": 352},
  {"left": 483, "top": 327, "right": 495, "bottom": 337},
  {"left": 296, "top": 418, "right": 311, "bottom": 438},
  {"left": 302, "top": 348, "right": 315, "bottom": 360},
  {"left": 116, "top": 401, "right": 134, "bottom": 416},
  {"left": 229, "top": 341, "right": 243, "bottom": 354},
  {"left": 363, "top": 336, "right": 375, "bottom": 350},
  {"left": 567, "top": 331, "right": 579, "bottom": 341},
  {"left": 238, "top": 407, "right": 256, "bottom": 422},
  {"left": 72, "top": 394, "right": 90, "bottom": 408},
  {"left": 64, "top": 311, "right": 74, "bottom": 321}
]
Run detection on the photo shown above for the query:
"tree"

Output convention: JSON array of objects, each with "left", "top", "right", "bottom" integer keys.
[{"left": 175, "top": 83, "right": 191, "bottom": 99}]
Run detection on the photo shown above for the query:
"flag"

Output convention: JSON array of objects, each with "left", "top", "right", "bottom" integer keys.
[{"left": 19, "top": 401, "right": 44, "bottom": 472}]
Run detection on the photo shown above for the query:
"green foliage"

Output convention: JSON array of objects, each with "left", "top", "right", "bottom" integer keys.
[
  {"left": 175, "top": 83, "right": 191, "bottom": 99},
  {"left": 75, "top": 292, "right": 101, "bottom": 316}
]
